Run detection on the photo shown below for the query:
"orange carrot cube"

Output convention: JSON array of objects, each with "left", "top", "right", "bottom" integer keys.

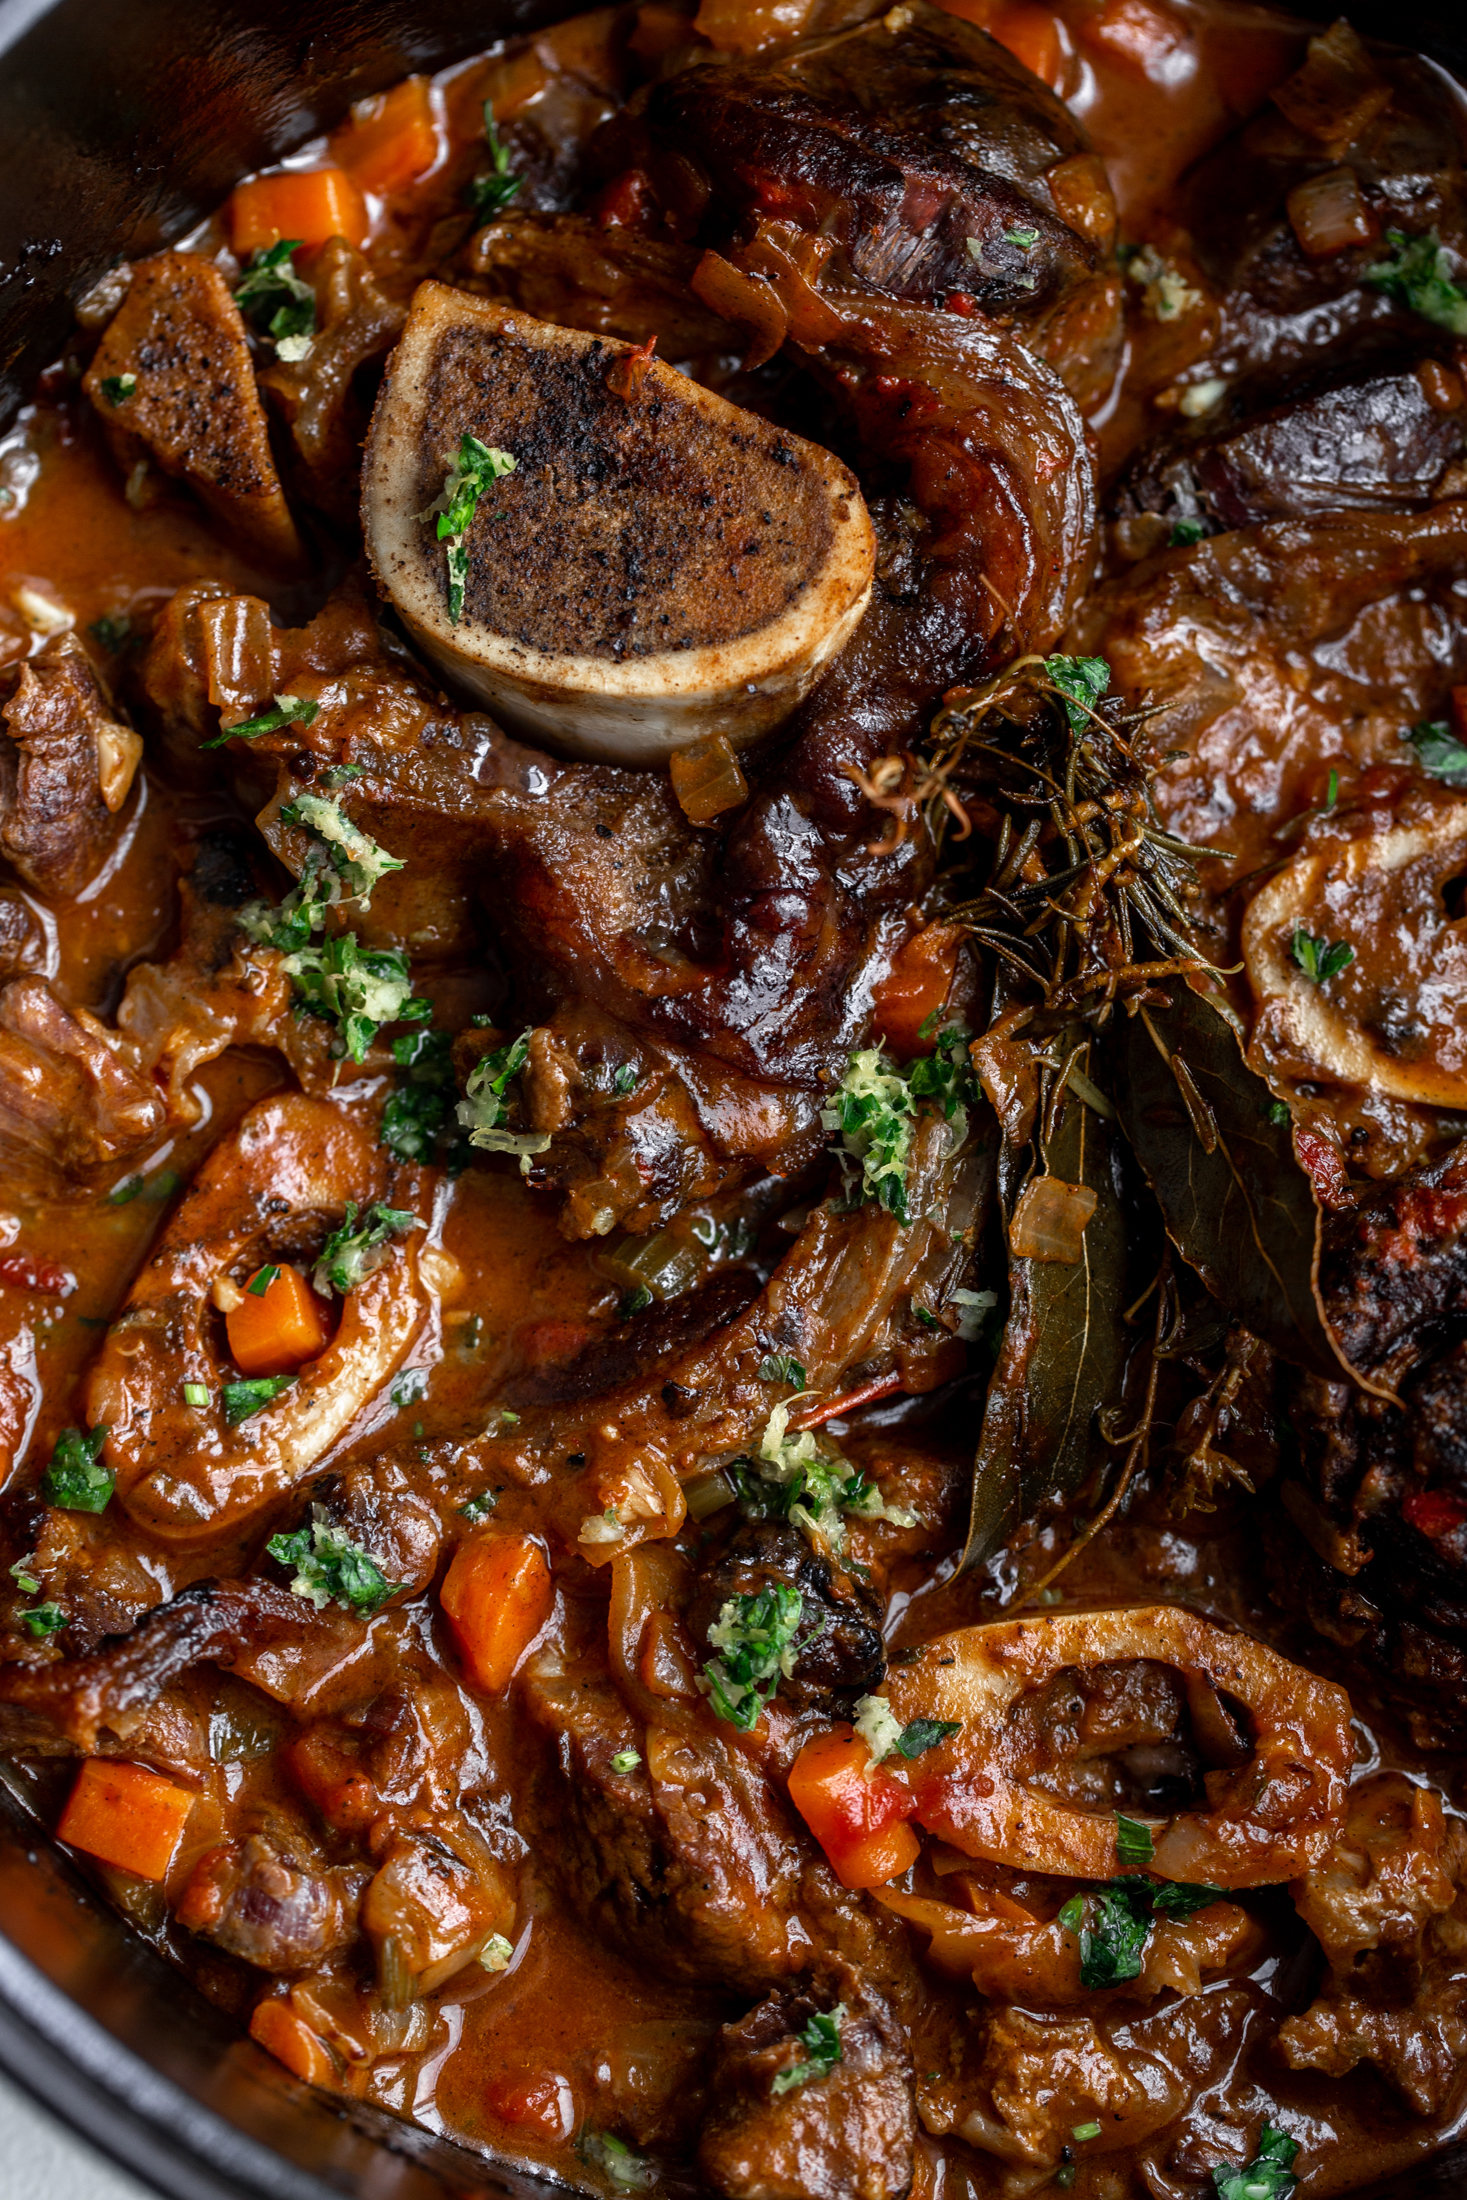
[
  {"left": 332, "top": 76, "right": 439, "bottom": 195},
  {"left": 227, "top": 166, "right": 370, "bottom": 255},
  {"left": 440, "top": 1533, "right": 553, "bottom": 1694},
  {"left": 58, "top": 1759, "right": 194, "bottom": 1882},
  {"left": 225, "top": 1263, "right": 330, "bottom": 1377}
]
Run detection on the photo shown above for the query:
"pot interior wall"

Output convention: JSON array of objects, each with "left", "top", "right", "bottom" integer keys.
[{"left": 1, "top": 0, "right": 1466, "bottom": 2195}]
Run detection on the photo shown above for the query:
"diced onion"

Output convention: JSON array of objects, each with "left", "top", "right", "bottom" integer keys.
[
  {"left": 1008, "top": 1175, "right": 1097, "bottom": 1264},
  {"left": 1286, "top": 167, "right": 1372, "bottom": 257}
]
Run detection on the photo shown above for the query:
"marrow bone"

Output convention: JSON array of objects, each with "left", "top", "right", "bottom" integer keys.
[
  {"left": 1243, "top": 807, "right": 1467, "bottom": 1107},
  {"left": 362, "top": 282, "right": 875, "bottom": 765}
]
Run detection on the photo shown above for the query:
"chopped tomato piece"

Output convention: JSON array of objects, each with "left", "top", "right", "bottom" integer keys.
[
  {"left": 515, "top": 1318, "right": 595, "bottom": 1368},
  {"left": 484, "top": 2070, "right": 576, "bottom": 2139},
  {"left": 225, "top": 1262, "right": 331, "bottom": 1377},
  {"left": 1404, "top": 1490, "right": 1467, "bottom": 1541},
  {"left": 332, "top": 76, "right": 439, "bottom": 195},
  {"left": 58, "top": 1759, "right": 194, "bottom": 1882},
  {"left": 227, "top": 166, "right": 370, "bottom": 255},
  {"left": 788, "top": 1725, "right": 921, "bottom": 1889},
  {"left": 440, "top": 1532, "right": 554, "bottom": 1694},
  {"left": 0, "top": 1253, "right": 73, "bottom": 1295}
]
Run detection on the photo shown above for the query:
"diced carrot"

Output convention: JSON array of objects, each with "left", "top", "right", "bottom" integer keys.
[
  {"left": 225, "top": 1263, "right": 331, "bottom": 1378},
  {"left": 227, "top": 166, "right": 370, "bottom": 256},
  {"left": 249, "top": 1997, "right": 336, "bottom": 2086},
  {"left": 58, "top": 1759, "right": 194, "bottom": 1882},
  {"left": 787, "top": 1726, "right": 921, "bottom": 1890},
  {"left": 332, "top": 76, "right": 439, "bottom": 196},
  {"left": 934, "top": 0, "right": 1065, "bottom": 85},
  {"left": 872, "top": 922, "right": 966, "bottom": 1060},
  {"left": 440, "top": 1532, "right": 554, "bottom": 1695},
  {"left": 987, "top": 2, "right": 1063, "bottom": 85},
  {"left": 1404, "top": 1490, "right": 1467, "bottom": 1540}
]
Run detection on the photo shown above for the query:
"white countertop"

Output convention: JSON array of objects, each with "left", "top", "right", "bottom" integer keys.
[{"left": 0, "top": 2069, "right": 159, "bottom": 2200}]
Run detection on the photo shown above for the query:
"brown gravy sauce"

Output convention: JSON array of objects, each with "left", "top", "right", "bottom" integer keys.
[{"left": 1, "top": 4, "right": 1463, "bottom": 2195}]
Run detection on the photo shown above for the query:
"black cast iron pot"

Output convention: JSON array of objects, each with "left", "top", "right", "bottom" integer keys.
[{"left": 1, "top": 0, "right": 1467, "bottom": 2192}]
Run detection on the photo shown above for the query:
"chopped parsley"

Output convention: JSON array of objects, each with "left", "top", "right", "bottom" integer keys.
[
  {"left": 278, "top": 794, "right": 404, "bottom": 906},
  {"left": 1045, "top": 652, "right": 1111, "bottom": 729},
  {"left": 41, "top": 1425, "right": 113, "bottom": 1513},
  {"left": 293, "top": 935, "right": 427, "bottom": 1062},
  {"left": 391, "top": 1367, "right": 428, "bottom": 1409},
  {"left": 88, "top": 614, "right": 133, "bottom": 654},
  {"left": 1211, "top": 2126, "right": 1299, "bottom": 2200},
  {"left": 203, "top": 694, "right": 318, "bottom": 747},
  {"left": 1170, "top": 518, "right": 1205, "bottom": 546},
  {"left": 100, "top": 372, "right": 136, "bottom": 405},
  {"left": 1363, "top": 228, "right": 1467, "bottom": 336},
  {"left": 703, "top": 1581, "right": 806, "bottom": 1729},
  {"left": 267, "top": 1504, "right": 401, "bottom": 1616},
  {"left": 459, "top": 1487, "right": 498, "bottom": 1522},
  {"left": 1406, "top": 717, "right": 1467, "bottom": 781},
  {"left": 418, "top": 432, "right": 517, "bottom": 624},
  {"left": 824, "top": 1050, "right": 913, "bottom": 1217},
  {"left": 20, "top": 1601, "right": 66, "bottom": 1638},
  {"left": 580, "top": 2133, "right": 656, "bottom": 2191},
  {"left": 731, "top": 1401, "right": 916, "bottom": 1554},
  {"left": 222, "top": 1375, "right": 295, "bottom": 1424},
  {"left": 238, "top": 799, "right": 428, "bottom": 1062},
  {"left": 757, "top": 1352, "right": 806, "bottom": 1388},
  {"left": 382, "top": 1028, "right": 468, "bottom": 1168},
  {"left": 457, "top": 1027, "right": 551, "bottom": 1170},
  {"left": 854, "top": 1695, "right": 960, "bottom": 1762},
  {"left": 823, "top": 1027, "right": 975, "bottom": 1224},
  {"left": 313, "top": 1200, "right": 420, "bottom": 1296},
  {"left": 771, "top": 2006, "right": 846, "bottom": 2096},
  {"left": 465, "top": 104, "right": 522, "bottom": 218},
  {"left": 234, "top": 239, "right": 317, "bottom": 361},
  {"left": 1268, "top": 1099, "right": 1291, "bottom": 1125},
  {"left": 242, "top": 861, "right": 429, "bottom": 1060},
  {"left": 1057, "top": 1871, "right": 1222, "bottom": 1989},
  {"left": 611, "top": 1062, "right": 639, "bottom": 1095},
  {"left": 1290, "top": 927, "right": 1354, "bottom": 985},
  {"left": 892, "top": 1715, "right": 961, "bottom": 1758},
  {"left": 907, "top": 1025, "right": 975, "bottom": 1122},
  {"left": 1115, "top": 1812, "right": 1155, "bottom": 1865},
  {"left": 618, "top": 1285, "right": 653, "bottom": 1318}
]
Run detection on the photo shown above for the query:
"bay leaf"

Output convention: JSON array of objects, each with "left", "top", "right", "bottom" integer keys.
[
  {"left": 964, "top": 1030, "right": 1129, "bottom": 1567},
  {"left": 1109, "top": 984, "right": 1377, "bottom": 1391}
]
